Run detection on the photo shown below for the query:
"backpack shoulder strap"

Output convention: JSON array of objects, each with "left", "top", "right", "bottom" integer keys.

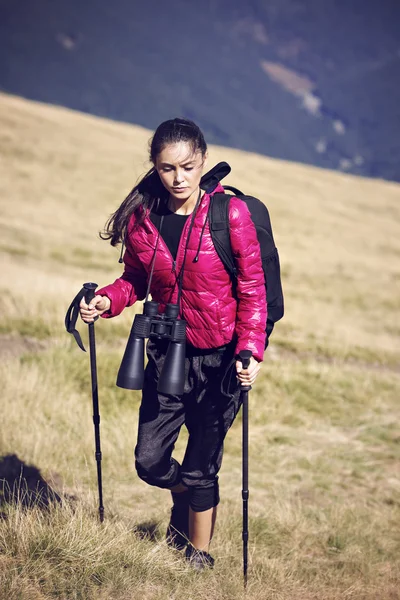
[
  {"left": 223, "top": 184, "right": 244, "bottom": 196},
  {"left": 209, "top": 192, "right": 237, "bottom": 278}
]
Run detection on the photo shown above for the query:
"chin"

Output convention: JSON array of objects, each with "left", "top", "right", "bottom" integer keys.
[{"left": 171, "top": 191, "right": 191, "bottom": 201}]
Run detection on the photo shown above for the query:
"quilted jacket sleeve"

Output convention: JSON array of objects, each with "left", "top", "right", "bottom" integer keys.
[
  {"left": 96, "top": 231, "right": 148, "bottom": 319},
  {"left": 228, "top": 197, "right": 267, "bottom": 362}
]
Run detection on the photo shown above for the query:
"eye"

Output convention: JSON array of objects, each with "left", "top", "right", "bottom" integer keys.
[{"left": 184, "top": 167, "right": 194, "bottom": 171}]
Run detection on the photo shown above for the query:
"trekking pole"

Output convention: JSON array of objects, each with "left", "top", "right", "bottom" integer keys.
[
  {"left": 84, "top": 283, "right": 104, "bottom": 523},
  {"left": 238, "top": 349, "right": 252, "bottom": 589},
  {"left": 65, "top": 282, "right": 104, "bottom": 523}
]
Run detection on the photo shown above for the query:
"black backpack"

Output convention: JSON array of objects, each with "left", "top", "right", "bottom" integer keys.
[{"left": 200, "top": 162, "right": 284, "bottom": 348}]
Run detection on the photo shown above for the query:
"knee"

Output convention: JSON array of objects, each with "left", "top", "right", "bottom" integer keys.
[
  {"left": 134, "top": 447, "right": 159, "bottom": 484},
  {"left": 134, "top": 445, "right": 179, "bottom": 489}
]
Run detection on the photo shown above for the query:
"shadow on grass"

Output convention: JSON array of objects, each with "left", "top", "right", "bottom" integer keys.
[
  {"left": 132, "top": 520, "right": 161, "bottom": 543},
  {"left": 0, "top": 453, "right": 62, "bottom": 517}
]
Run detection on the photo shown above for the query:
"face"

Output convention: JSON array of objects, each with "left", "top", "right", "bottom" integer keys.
[{"left": 155, "top": 141, "right": 207, "bottom": 203}]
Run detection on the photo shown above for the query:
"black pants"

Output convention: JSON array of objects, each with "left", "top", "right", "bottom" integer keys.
[{"left": 134, "top": 338, "right": 242, "bottom": 512}]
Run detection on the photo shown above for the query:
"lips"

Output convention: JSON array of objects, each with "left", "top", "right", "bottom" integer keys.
[{"left": 172, "top": 187, "right": 187, "bottom": 192}]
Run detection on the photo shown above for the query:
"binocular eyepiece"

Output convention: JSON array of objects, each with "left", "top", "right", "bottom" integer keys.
[{"left": 116, "top": 301, "right": 187, "bottom": 396}]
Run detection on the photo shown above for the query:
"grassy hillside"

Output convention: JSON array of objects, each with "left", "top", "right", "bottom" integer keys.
[{"left": 0, "top": 92, "right": 399, "bottom": 600}]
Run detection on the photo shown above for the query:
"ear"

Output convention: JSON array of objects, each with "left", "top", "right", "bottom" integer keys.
[{"left": 202, "top": 151, "right": 209, "bottom": 169}]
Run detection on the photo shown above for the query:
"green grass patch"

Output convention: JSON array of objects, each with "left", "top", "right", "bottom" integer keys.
[
  {"left": 0, "top": 317, "right": 53, "bottom": 339},
  {"left": 272, "top": 333, "right": 400, "bottom": 369},
  {"left": 356, "top": 423, "right": 400, "bottom": 446},
  {"left": 255, "top": 360, "right": 400, "bottom": 427},
  {"left": 0, "top": 244, "right": 29, "bottom": 257},
  {"left": 20, "top": 343, "right": 142, "bottom": 414}
]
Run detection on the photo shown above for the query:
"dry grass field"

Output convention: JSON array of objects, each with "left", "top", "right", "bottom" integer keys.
[{"left": 0, "top": 92, "right": 399, "bottom": 600}]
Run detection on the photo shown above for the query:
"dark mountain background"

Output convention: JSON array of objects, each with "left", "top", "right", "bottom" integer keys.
[{"left": 1, "top": 0, "right": 400, "bottom": 181}]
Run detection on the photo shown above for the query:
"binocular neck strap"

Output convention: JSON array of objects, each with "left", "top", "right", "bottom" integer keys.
[
  {"left": 176, "top": 188, "right": 202, "bottom": 309},
  {"left": 144, "top": 215, "right": 164, "bottom": 303}
]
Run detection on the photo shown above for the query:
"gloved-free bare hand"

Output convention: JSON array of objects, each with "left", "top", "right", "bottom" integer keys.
[
  {"left": 79, "top": 295, "right": 111, "bottom": 323},
  {"left": 235, "top": 356, "right": 261, "bottom": 386}
]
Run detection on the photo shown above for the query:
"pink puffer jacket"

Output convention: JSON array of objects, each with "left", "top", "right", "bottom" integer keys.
[{"left": 98, "top": 183, "right": 267, "bottom": 361}]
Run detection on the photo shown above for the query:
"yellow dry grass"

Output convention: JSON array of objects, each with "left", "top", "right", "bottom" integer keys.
[{"left": 0, "top": 92, "right": 399, "bottom": 600}]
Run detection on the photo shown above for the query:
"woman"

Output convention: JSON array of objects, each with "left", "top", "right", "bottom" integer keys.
[{"left": 80, "top": 118, "right": 266, "bottom": 569}]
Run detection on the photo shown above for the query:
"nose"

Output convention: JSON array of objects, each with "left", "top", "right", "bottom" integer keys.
[{"left": 174, "top": 169, "right": 184, "bottom": 184}]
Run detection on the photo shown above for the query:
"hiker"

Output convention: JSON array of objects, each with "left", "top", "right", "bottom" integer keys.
[{"left": 79, "top": 118, "right": 267, "bottom": 569}]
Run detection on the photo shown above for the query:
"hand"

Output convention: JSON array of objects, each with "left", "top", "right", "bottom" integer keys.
[
  {"left": 236, "top": 355, "right": 261, "bottom": 387},
  {"left": 79, "top": 295, "right": 111, "bottom": 323}
]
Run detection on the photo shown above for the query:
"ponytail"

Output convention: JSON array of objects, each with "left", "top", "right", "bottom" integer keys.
[{"left": 100, "top": 168, "right": 166, "bottom": 246}]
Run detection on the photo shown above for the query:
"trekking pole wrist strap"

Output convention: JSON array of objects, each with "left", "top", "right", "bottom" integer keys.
[{"left": 65, "top": 282, "right": 98, "bottom": 352}]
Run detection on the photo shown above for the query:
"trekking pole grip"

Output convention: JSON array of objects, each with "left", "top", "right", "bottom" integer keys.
[
  {"left": 83, "top": 282, "right": 98, "bottom": 304},
  {"left": 83, "top": 282, "right": 99, "bottom": 322},
  {"left": 239, "top": 350, "right": 252, "bottom": 369},
  {"left": 239, "top": 350, "right": 252, "bottom": 392}
]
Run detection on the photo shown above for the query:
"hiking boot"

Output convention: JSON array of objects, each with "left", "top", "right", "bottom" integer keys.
[
  {"left": 165, "top": 491, "right": 190, "bottom": 551},
  {"left": 185, "top": 544, "right": 215, "bottom": 570}
]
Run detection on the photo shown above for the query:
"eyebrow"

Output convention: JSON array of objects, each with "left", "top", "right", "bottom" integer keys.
[{"left": 159, "top": 160, "right": 196, "bottom": 167}]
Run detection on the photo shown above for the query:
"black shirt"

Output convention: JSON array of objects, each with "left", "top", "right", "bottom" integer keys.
[{"left": 150, "top": 202, "right": 190, "bottom": 260}]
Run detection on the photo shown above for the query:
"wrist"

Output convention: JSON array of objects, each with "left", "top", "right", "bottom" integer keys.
[{"left": 102, "top": 296, "right": 111, "bottom": 312}]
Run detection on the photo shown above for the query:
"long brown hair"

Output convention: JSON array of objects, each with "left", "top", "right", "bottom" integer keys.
[{"left": 100, "top": 118, "right": 207, "bottom": 246}]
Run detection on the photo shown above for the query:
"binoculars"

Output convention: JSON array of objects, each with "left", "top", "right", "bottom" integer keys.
[{"left": 116, "top": 301, "right": 187, "bottom": 396}]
